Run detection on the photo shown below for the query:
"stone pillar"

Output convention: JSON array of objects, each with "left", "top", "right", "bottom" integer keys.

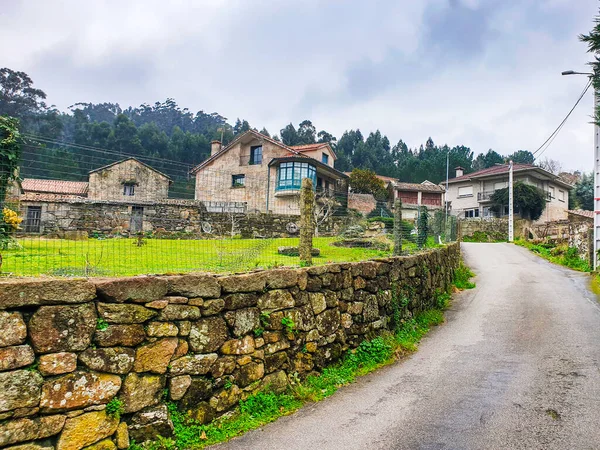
[
  {"left": 299, "top": 178, "right": 315, "bottom": 265},
  {"left": 393, "top": 199, "right": 403, "bottom": 256}
]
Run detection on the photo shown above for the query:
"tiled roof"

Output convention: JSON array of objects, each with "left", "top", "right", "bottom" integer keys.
[
  {"left": 21, "top": 179, "right": 89, "bottom": 196},
  {"left": 450, "top": 164, "right": 536, "bottom": 182},
  {"left": 393, "top": 182, "right": 445, "bottom": 193},
  {"left": 289, "top": 143, "right": 329, "bottom": 151},
  {"left": 568, "top": 209, "right": 594, "bottom": 219}
]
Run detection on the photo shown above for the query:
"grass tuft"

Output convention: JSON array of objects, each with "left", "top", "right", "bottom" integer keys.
[
  {"left": 515, "top": 240, "right": 591, "bottom": 272},
  {"left": 454, "top": 261, "right": 476, "bottom": 289}
]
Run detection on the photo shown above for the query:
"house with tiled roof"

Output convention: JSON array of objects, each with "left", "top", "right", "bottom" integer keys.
[
  {"left": 445, "top": 164, "right": 573, "bottom": 222},
  {"left": 387, "top": 180, "right": 445, "bottom": 220},
  {"left": 190, "top": 130, "right": 348, "bottom": 214}
]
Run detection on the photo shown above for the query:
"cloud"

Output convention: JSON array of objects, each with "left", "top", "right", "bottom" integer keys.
[{"left": 1, "top": 0, "right": 599, "bottom": 171}]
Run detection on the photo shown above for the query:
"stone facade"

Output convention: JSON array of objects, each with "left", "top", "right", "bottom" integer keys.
[
  {"left": 16, "top": 198, "right": 348, "bottom": 238},
  {"left": 0, "top": 244, "right": 460, "bottom": 449},
  {"left": 191, "top": 130, "right": 348, "bottom": 215}
]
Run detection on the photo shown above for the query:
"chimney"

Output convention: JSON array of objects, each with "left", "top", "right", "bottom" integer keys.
[
  {"left": 455, "top": 166, "right": 464, "bottom": 178},
  {"left": 211, "top": 140, "right": 222, "bottom": 156}
]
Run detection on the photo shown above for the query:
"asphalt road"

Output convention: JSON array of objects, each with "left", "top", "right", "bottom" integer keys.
[{"left": 216, "top": 243, "right": 600, "bottom": 450}]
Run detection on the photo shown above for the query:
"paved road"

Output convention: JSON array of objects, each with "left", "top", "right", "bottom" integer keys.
[{"left": 216, "top": 243, "right": 600, "bottom": 450}]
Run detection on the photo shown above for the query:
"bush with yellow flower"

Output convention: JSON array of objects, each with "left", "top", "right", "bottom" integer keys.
[{"left": 1, "top": 207, "right": 22, "bottom": 249}]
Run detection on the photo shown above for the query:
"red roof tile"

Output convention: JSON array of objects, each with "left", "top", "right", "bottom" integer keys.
[
  {"left": 21, "top": 178, "right": 89, "bottom": 196},
  {"left": 450, "top": 164, "right": 536, "bottom": 182},
  {"left": 568, "top": 209, "right": 594, "bottom": 219}
]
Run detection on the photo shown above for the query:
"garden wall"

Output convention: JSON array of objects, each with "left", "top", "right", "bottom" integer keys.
[{"left": 0, "top": 243, "right": 460, "bottom": 450}]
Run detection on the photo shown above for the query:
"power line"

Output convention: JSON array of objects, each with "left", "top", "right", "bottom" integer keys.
[{"left": 533, "top": 79, "right": 592, "bottom": 160}]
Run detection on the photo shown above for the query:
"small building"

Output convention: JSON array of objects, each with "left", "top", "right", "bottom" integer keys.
[
  {"left": 190, "top": 130, "right": 349, "bottom": 214},
  {"left": 388, "top": 180, "right": 445, "bottom": 220},
  {"left": 445, "top": 164, "right": 572, "bottom": 222}
]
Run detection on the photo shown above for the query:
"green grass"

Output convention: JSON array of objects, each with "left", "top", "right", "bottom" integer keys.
[
  {"left": 129, "top": 294, "right": 460, "bottom": 450},
  {"left": 454, "top": 261, "right": 476, "bottom": 289},
  {"left": 515, "top": 240, "right": 591, "bottom": 272},
  {"left": 0, "top": 235, "right": 445, "bottom": 277}
]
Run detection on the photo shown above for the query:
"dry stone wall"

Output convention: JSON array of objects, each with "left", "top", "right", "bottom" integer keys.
[{"left": 0, "top": 244, "right": 459, "bottom": 450}]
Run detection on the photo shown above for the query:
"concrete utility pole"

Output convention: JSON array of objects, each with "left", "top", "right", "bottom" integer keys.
[
  {"left": 562, "top": 70, "right": 598, "bottom": 269},
  {"left": 508, "top": 160, "right": 514, "bottom": 242}
]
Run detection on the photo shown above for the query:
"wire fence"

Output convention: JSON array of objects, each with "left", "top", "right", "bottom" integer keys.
[{"left": 0, "top": 136, "right": 456, "bottom": 277}]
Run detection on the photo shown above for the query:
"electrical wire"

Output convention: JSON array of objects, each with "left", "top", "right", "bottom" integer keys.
[{"left": 533, "top": 79, "right": 592, "bottom": 160}]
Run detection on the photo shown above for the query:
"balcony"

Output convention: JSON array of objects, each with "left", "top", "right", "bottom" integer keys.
[{"left": 477, "top": 191, "right": 495, "bottom": 202}]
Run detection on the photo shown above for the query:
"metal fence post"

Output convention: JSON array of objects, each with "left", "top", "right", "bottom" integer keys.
[
  {"left": 393, "top": 199, "right": 402, "bottom": 256},
  {"left": 299, "top": 177, "right": 315, "bottom": 265}
]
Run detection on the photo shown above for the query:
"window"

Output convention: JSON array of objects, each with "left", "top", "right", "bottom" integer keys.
[
  {"left": 25, "top": 206, "right": 42, "bottom": 233},
  {"left": 232, "top": 174, "right": 246, "bottom": 187},
  {"left": 494, "top": 181, "right": 507, "bottom": 191},
  {"left": 123, "top": 183, "right": 135, "bottom": 196},
  {"left": 464, "top": 208, "right": 479, "bottom": 218},
  {"left": 317, "top": 177, "right": 323, "bottom": 189},
  {"left": 549, "top": 186, "right": 555, "bottom": 199},
  {"left": 558, "top": 190, "right": 565, "bottom": 202},
  {"left": 457, "top": 186, "right": 473, "bottom": 197},
  {"left": 250, "top": 146, "right": 263, "bottom": 165},
  {"left": 276, "top": 161, "right": 317, "bottom": 191},
  {"left": 322, "top": 153, "right": 329, "bottom": 165}
]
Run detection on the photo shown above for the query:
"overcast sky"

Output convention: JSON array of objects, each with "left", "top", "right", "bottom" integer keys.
[{"left": 1, "top": 0, "right": 599, "bottom": 172}]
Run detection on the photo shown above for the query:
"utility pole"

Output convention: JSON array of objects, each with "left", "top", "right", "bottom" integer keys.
[
  {"left": 508, "top": 160, "right": 514, "bottom": 242},
  {"left": 562, "top": 70, "right": 598, "bottom": 269},
  {"left": 445, "top": 150, "right": 449, "bottom": 242}
]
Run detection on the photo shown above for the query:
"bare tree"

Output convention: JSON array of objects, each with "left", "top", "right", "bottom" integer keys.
[
  {"left": 539, "top": 157, "right": 563, "bottom": 175},
  {"left": 313, "top": 189, "right": 339, "bottom": 236}
]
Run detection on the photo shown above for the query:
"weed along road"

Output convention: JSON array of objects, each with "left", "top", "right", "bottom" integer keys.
[{"left": 216, "top": 243, "right": 600, "bottom": 450}]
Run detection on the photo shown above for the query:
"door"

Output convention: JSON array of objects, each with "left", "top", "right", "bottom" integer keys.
[
  {"left": 25, "top": 206, "right": 42, "bottom": 233},
  {"left": 130, "top": 206, "right": 143, "bottom": 233}
]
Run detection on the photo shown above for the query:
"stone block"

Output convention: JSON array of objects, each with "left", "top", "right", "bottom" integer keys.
[
  {"left": 157, "top": 305, "right": 200, "bottom": 321},
  {"left": 115, "top": 422, "right": 129, "bottom": 449},
  {"left": 94, "top": 277, "right": 168, "bottom": 303},
  {"left": 38, "top": 353, "right": 77, "bottom": 376},
  {"left": 218, "top": 272, "right": 266, "bottom": 293},
  {"left": 188, "top": 317, "right": 229, "bottom": 353},
  {"left": 223, "top": 293, "right": 258, "bottom": 310},
  {"left": 5, "top": 439, "right": 55, "bottom": 450},
  {"left": 220, "top": 336, "right": 255, "bottom": 355},
  {"left": 210, "top": 356, "right": 236, "bottom": 378},
  {"left": 264, "top": 352, "right": 289, "bottom": 373},
  {"left": 166, "top": 275, "right": 221, "bottom": 298},
  {"left": 0, "top": 345, "right": 35, "bottom": 371},
  {"left": 83, "top": 438, "right": 116, "bottom": 450},
  {"left": 94, "top": 324, "right": 146, "bottom": 347},
  {"left": 29, "top": 303, "right": 96, "bottom": 353},
  {"left": 209, "top": 385, "right": 241, "bottom": 413},
  {"left": 119, "top": 373, "right": 165, "bottom": 414},
  {"left": 264, "top": 269, "right": 299, "bottom": 289},
  {"left": 0, "top": 279, "right": 95, "bottom": 310},
  {"left": 201, "top": 299, "right": 225, "bottom": 316},
  {"left": 0, "top": 312, "right": 27, "bottom": 347},
  {"left": 78, "top": 347, "right": 135, "bottom": 374},
  {"left": 235, "top": 362, "right": 264, "bottom": 387},
  {"left": 0, "top": 370, "right": 43, "bottom": 413},
  {"left": 40, "top": 371, "right": 121, "bottom": 412},
  {"left": 128, "top": 405, "right": 173, "bottom": 444},
  {"left": 134, "top": 338, "right": 178, "bottom": 374},
  {"left": 145, "top": 299, "right": 169, "bottom": 309},
  {"left": 257, "top": 290, "right": 294, "bottom": 311},
  {"left": 97, "top": 303, "right": 156, "bottom": 324},
  {"left": 169, "top": 354, "right": 218, "bottom": 376},
  {"left": 224, "top": 308, "right": 260, "bottom": 337},
  {"left": 56, "top": 410, "right": 118, "bottom": 450},
  {"left": 146, "top": 321, "right": 179, "bottom": 337},
  {"left": 0, "top": 415, "right": 65, "bottom": 447},
  {"left": 169, "top": 375, "right": 192, "bottom": 401},
  {"left": 309, "top": 292, "right": 326, "bottom": 315},
  {"left": 177, "top": 378, "right": 213, "bottom": 411},
  {"left": 315, "top": 308, "right": 341, "bottom": 336}
]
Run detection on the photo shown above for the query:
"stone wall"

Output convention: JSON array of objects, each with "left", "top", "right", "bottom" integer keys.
[
  {"left": 18, "top": 199, "right": 350, "bottom": 238},
  {"left": 458, "top": 218, "right": 531, "bottom": 241},
  {"left": 0, "top": 244, "right": 459, "bottom": 449}
]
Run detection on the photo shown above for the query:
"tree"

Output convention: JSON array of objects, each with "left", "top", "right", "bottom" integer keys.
[
  {"left": 580, "top": 8, "right": 600, "bottom": 124},
  {"left": 573, "top": 172, "right": 593, "bottom": 210},
  {"left": 233, "top": 118, "right": 251, "bottom": 136},
  {"left": 538, "top": 157, "right": 563, "bottom": 174},
  {"left": 349, "top": 168, "right": 388, "bottom": 200},
  {"left": 0, "top": 68, "right": 48, "bottom": 119},
  {"left": 297, "top": 120, "right": 316, "bottom": 144},
  {"left": 473, "top": 149, "right": 504, "bottom": 170},
  {"left": 507, "top": 150, "right": 535, "bottom": 165},
  {"left": 280, "top": 123, "right": 299, "bottom": 146},
  {"left": 259, "top": 127, "right": 271, "bottom": 138},
  {"left": 317, "top": 130, "right": 336, "bottom": 144},
  {"left": 490, "top": 182, "right": 547, "bottom": 220},
  {"left": 0, "top": 116, "right": 21, "bottom": 205}
]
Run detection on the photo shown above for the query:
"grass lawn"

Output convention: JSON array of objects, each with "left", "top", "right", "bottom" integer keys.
[{"left": 1, "top": 236, "right": 411, "bottom": 277}]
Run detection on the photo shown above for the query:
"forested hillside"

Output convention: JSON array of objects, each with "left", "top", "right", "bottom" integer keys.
[{"left": 1, "top": 67, "right": 538, "bottom": 188}]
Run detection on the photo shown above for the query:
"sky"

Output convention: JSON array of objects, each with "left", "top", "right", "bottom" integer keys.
[{"left": 1, "top": 0, "right": 599, "bottom": 172}]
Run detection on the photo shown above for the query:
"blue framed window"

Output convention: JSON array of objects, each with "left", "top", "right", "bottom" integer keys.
[
  {"left": 232, "top": 174, "right": 245, "bottom": 187},
  {"left": 321, "top": 152, "right": 329, "bottom": 164},
  {"left": 250, "top": 146, "right": 263, "bottom": 165},
  {"left": 276, "top": 162, "right": 317, "bottom": 191}
]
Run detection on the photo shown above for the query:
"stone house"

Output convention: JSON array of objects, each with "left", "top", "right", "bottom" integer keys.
[
  {"left": 388, "top": 180, "right": 445, "bottom": 220},
  {"left": 13, "top": 158, "right": 172, "bottom": 234},
  {"left": 445, "top": 164, "right": 572, "bottom": 222},
  {"left": 190, "top": 130, "right": 349, "bottom": 214}
]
